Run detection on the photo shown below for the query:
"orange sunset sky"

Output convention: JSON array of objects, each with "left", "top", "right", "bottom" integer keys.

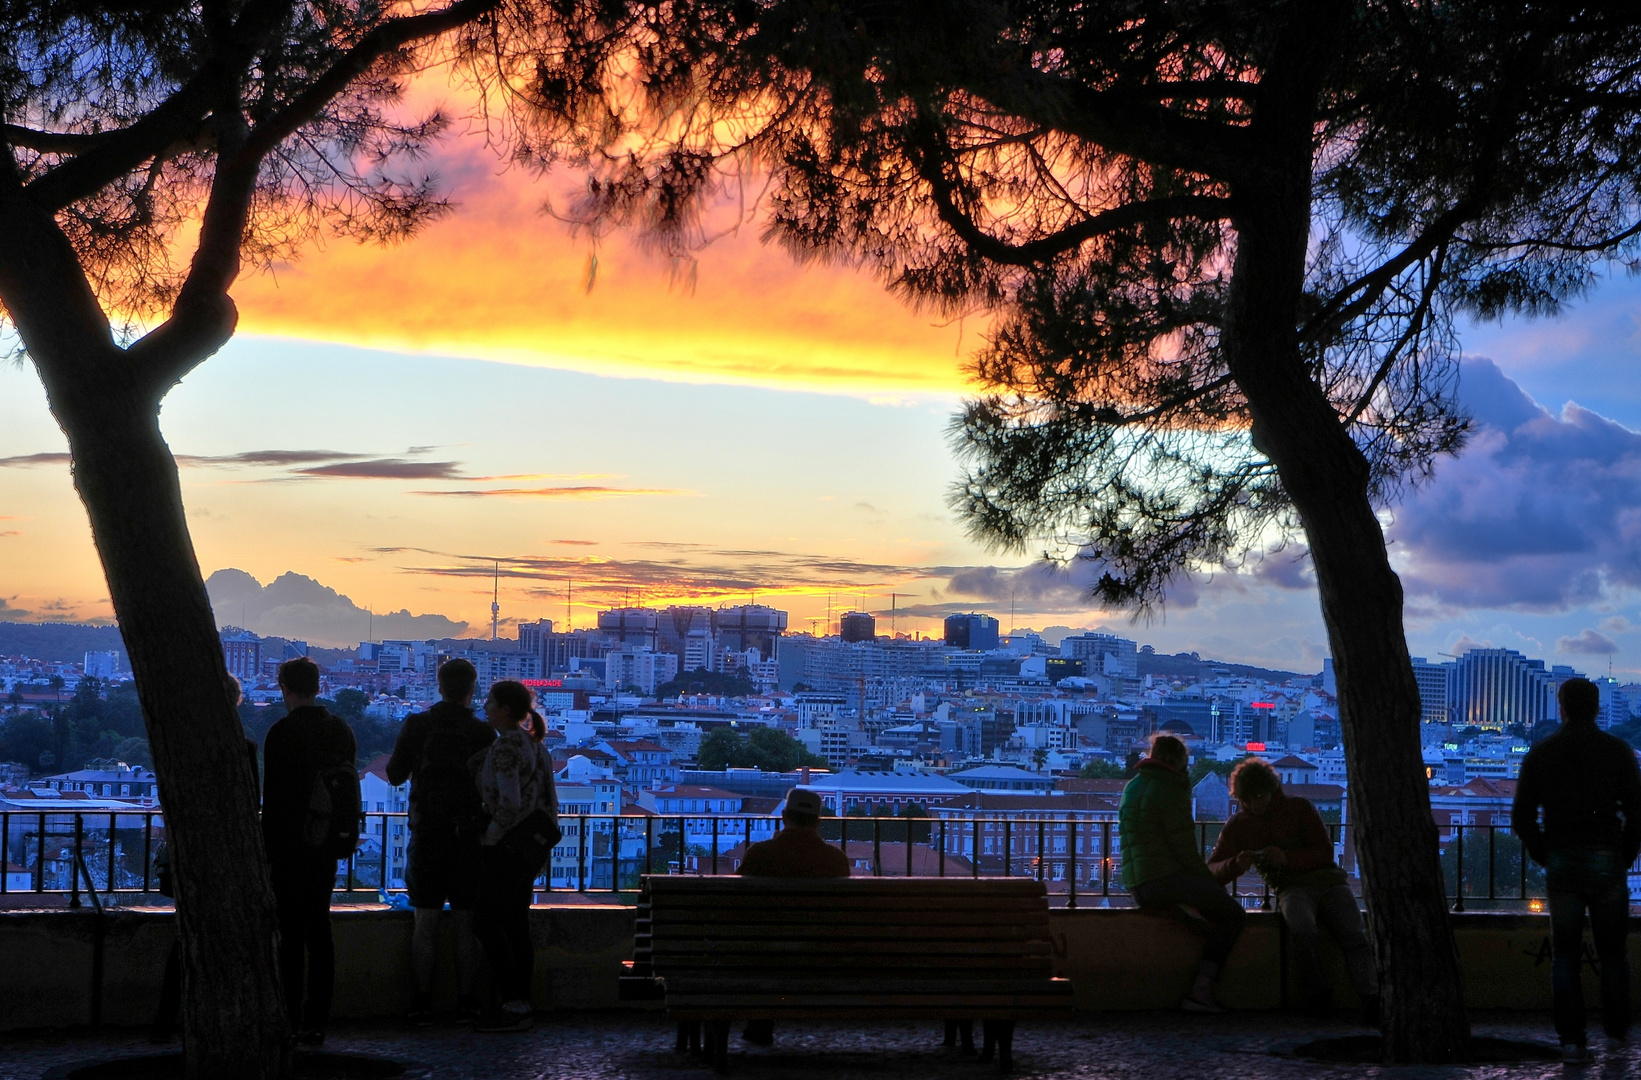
[{"left": 4, "top": 68, "right": 1641, "bottom": 676}]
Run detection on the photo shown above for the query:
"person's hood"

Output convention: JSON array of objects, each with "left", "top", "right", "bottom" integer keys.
[{"left": 1136, "top": 757, "right": 1188, "bottom": 784}]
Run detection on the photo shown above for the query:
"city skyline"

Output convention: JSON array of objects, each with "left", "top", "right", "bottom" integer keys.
[{"left": 2, "top": 81, "right": 1640, "bottom": 674}]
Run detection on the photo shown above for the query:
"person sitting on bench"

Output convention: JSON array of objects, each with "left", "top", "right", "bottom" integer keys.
[
  {"left": 733, "top": 786, "right": 849, "bottom": 1044},
  {"left": 1207, "top": 757, "right": 1379, "bottom": 1024},
  {"left": 1119, "top": 733, "right": 1245, "bottom": 1013}
]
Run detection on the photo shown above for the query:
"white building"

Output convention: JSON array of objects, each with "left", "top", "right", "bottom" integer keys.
[{"left": 605, "top": 646, "right": 679, "bottom": 696}]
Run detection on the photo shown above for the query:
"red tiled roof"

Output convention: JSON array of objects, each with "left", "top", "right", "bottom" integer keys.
[{"left": 359, "top": 753, "right": 392, "bottom": 783}]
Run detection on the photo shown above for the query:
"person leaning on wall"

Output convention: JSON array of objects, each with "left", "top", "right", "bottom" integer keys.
[{"left": 1118, "top": 733, "right": 1245, "bottom": 1013}]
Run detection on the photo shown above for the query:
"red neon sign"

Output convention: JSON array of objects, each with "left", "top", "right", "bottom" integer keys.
[
  {"left": 523, "top": 679, "right": 564, "bottom": 688},
  {"left": 1250, "top": 702, "right": 1275, "bottom": 709},
  {"left": 1245, "top": 742, "right": 1267, "bottom": 752}
]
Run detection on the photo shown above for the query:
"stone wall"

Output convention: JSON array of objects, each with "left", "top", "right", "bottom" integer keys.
[{"left": 2, "top": 903, "right": 1636, "bottom": 1031}]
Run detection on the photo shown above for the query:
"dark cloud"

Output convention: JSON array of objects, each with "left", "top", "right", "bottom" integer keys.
[
  {"left": 0, "top": 596, "right": 30, "bottom": 618},
  {"left": 178, "top": 450, "right": 360, "bottom": 468},
  {"left": 1390, "top": 359, "right": 1641, "bottom": 613},
  {"left": 0, "top": 531, "right": 18, "bottom": 538},
  {"left": 1556, "top": 629, "right": 1619, "bottom": 655},
  {"left": 0, "top": 452, "right": 71, "bottom": 467},
  {"left": 297, "top": 459, "right": 466, "bottom": 480},
  {"left": 411, "top": 485, "right": 688, "bottom": 499},
  {"left": 206, "top": 568, "right": 468, "bottom": 646},
  {"left": 1247, "top": 548, "right": 1314, "bottom": 591}
]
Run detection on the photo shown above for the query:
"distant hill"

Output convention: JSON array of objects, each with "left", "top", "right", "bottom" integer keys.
[
  {"left": 1137, "top": 650, "right": 1311, "bottom": 685},
  {"left": 0, "top": 622, "right": 127, "bottom": 665}
]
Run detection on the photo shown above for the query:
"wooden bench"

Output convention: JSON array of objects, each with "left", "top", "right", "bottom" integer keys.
[{"left": 620, "top": 875, "right": 1075, "bottom": 1070}]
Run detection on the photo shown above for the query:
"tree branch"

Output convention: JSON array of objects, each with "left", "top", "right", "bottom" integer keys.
[
  {"left": 976, "top": 69, "right": 1259, "bottom": 183},
  {"left": 238, "top": 0, "right": 504, "bottom": 164},
  {"left": 126, "top": 0, "right": 502, "bottom": 389},
  {"left": 915, "top": 140, "right": 1231, "bottom": 266},
  {"left": 2, "top": 125, "right": 118, "bottom": 154},
  {"left": 25, "top": 0, "right": 293, "bottom": 211}
]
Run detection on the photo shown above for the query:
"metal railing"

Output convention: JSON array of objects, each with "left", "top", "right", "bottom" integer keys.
[{"left": 4, "top": 811, "right": 1636, "bottom": 911}]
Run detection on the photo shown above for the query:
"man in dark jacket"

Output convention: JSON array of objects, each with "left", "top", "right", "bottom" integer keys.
[
  {"left": 1513, "top": 677, "right": 1641, "bottom": 1063},
  {"left": 1207, "top": 758, "right": 1377, "bottom": 1024},
  {"left": 734, "top": 787, "right": 849, "bottom": 1045},
  {"left": 262, "top": 657, "right": 357, "bottom": 1046},
  {"left": 737, "top": 787, "right": 851, "bottom": 878},
  {"left": 386, "top": 658, "right": 495, "bottom": 1023}
]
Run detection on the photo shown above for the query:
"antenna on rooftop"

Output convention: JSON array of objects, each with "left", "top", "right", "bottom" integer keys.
[
  {"left": 891, "top": 593, "right": 897, "bottom": 637},
  {"left": 491, "top": 560, "right": 500, "bottom": 641},
  {"left": 566, "top": 578, "right": 572, "bottom": 631}
]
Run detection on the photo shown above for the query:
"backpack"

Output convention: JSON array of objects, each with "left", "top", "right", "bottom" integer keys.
[
  {"left": 413, "top": 714, "right": 488, "bottom": 837},
  {"left": 303, "top": 760, "right": 362, "bottom": 859}
]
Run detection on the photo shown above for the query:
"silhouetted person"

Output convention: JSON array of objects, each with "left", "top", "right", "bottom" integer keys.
[
  {"left": 386, "top": 657, "right": 495, "bottom": 1024},
  {"left": 262, "top": 658, "right": 357, "bottom": 1046},
  {"left": 1513, "top": 677, "right": 1641, "bottom": 1064},
  {"left": 1208, "top": 757, "right": 1378, "bottom": 1024},
  {"left": 737, "top": 787, "right": 851, "bottom": 878},
  {"left": 470, "top": 679, "right": 558, "bottom": 1033},
  {"left": 1119, "top": 733, "right": 1244, "bottom": 1012},
  {"left": 733, "top": 787, "right": 849, "bottom": 1046},
  {"left": 150, "top": 675, "right": 260, "bottom": 1044}
]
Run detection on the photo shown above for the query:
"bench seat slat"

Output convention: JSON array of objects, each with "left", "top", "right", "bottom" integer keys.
[
  {"left": 641, "top": 923, "right": 1046, "bottom": 941},
  {"left": 660, "top": 977, "right": 1071, "bottom": 995}
]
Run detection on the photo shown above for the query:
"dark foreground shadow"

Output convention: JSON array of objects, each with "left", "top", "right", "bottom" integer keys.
[
  {"left": 44, "top": 1051, "right": 421, "bottom": 1080},
  {"left": 1290, "top": 1036, "right": 1561, "bottom": 1064}
]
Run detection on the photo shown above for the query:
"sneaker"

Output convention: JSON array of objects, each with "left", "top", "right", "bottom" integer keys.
[
  {"left": 473, "top": 1009, "right": 534, "bottom": 1033},
  {"left": 1181, "top": 993, "right": 1224, "bottom": 1014},
  {"left": 1561, "top": 1042, "right": 1588, "bottom": 1066},
  {"left": 295, "top": 1029, "right": 326, "bottom": 1047},
  {"left": 455, "top": 994, "right": 484, "bottom": 1023}
]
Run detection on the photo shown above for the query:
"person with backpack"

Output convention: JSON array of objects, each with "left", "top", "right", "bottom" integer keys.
[
  {"left": 262, "top": 657, "right": 359, "bottom": 1047},
  {"left": 385, "top": 657, "right": 496, "bottom": 1025},
  {"left": 469, "top": 679, "right": 560, "bottom": 1033}
]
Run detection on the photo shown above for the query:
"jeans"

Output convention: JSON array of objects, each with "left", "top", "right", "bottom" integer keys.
[
  {"left": 1546, "top": 846, "right": 1631, "bottom": 1046},
  {"left": 272, "top": 856, "right": 338, "bottom": 1031},
  {"left": 1132, "top": 872, "right": 1246, "bottom": 968},
  {"left": 474, "top": 844, "right": 536, "bottom": 1005},
  {"left": 1279, "top": 883, "right": 1377, "bottom": 1003}
]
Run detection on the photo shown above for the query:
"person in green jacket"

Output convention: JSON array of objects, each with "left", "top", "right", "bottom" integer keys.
[{"left": 1119, "top": 734, "right": 1245, "bottom": 1012}]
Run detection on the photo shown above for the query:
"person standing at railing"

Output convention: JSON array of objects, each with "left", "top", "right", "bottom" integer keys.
[
  {"left": 469, "top": 679, "right": 560, "bottom": 1033},
  {"left": 1119, "top": 733, "right": 1244, "bottom": 1013},
  {"left": 262, "top": 657, "right": 359, "bottom": 1048},
  {"left": 1206, "top": 758, "right": 1379, "bottom": 1025},
  {"left": 1512, "top": 676, "right": 1641, "bottom": 1066},
  {"left": 386, "top": 658, "right": 496, "bottom": 1026}
]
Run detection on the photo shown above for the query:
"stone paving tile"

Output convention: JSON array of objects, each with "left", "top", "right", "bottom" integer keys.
[{"left": 3, "top": 1012, "right": 1637, "bottom": 1080}]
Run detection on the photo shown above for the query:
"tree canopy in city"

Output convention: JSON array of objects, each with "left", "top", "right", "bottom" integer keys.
[{"left": 545, "top": 0, "right": 1641, "bottom": 1060}]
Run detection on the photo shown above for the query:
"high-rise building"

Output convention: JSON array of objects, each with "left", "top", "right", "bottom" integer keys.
[
  {"left": 517, "top": 619, "right": 554, "bottom": 658},
  {"left": 1410, "top": 657, "right": 1452, "bottom": 724},
  {"left": 944, "top": 613, "right": 1000, "bottom": 651},
  {"left": 839, "top": 611, "right": 876, "bottom": 642},
  {"left": 1448, "top": 648, "right": 1576, "bottom": 731},
  {"left": 220, "top": 630, "right": 262, "bottom": 683},
  {"left": 83, "top": 651, "right": 119, "bottom": 679},
  {"left": 1060, "top": 633, "right": 1138, "bottom": 678},
  {"left": 715, "top": 604, "right": 789, "bottom": 657},
  {"left": 597, "top": 608, "right": 660, "bottom": 650},
  {"left": 658, "top": 606, "right": 716, "bottom": 663}
]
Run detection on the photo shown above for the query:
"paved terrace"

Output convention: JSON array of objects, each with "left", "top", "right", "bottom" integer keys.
[{"left": 3, "top": 1012, "right": 1638, "bottom": 1080}]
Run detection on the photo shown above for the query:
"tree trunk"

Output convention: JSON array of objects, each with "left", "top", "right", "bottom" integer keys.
[
  {"left": 46, "top": 372, "right": 291, "bottom": 1080},
  {"left": 1221, "top": 31, "right": 1470, "bottom": 1057}
]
